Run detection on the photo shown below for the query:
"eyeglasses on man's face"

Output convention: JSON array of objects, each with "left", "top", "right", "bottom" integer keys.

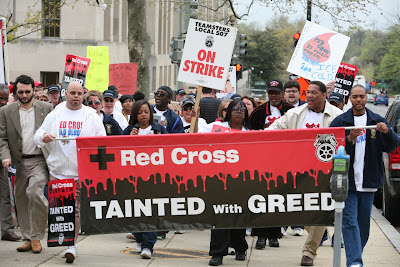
[
  {"left": 17, "top": 90, "right": 32, "bottom": 95},
  {"left": 154, "top": 92, "right": 168, "bottom": 97}
]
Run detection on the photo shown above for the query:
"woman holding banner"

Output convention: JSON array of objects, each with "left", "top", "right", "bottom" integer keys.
[
  {"left": 194, "top": 98, "right": 249, "bottom": 266},
  {"left": 123, "top": 99, "right": 167, "bottom": 259}
]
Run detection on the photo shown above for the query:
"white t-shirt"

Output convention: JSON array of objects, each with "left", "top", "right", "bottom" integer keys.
[
  {"left": 57, "top": 107, "right": 85, "bottom": 158},
  {"left": 111, "top": 110, "right": 129, "bottom": 130},
  {"left": 154, "top": 107, "right": 168, "bottom": 128},
  {"left": 353, "top": 114, "right": 377, "bottom": 192},
  {"left": 265, "top": 105, "right": 281, "bottom": 128},
  {"left": 181, "top": 116, "right": 208, "bottom": 133},
  {"left": 199, "top": 121, "right": 248, "bottom": 133},
  {"left": 114, "top": 100, "right": 122, "bottom": 113},
  {"left": 301, "top": 109, "right": 324, "bottom": 129},
  {"left": 138, "top": 125, "right": 153, "bottom": 135}
]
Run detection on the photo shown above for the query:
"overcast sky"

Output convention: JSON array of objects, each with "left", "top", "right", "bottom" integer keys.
[{"left": 237, "top": 0, "right": 399, "bottom": 31}]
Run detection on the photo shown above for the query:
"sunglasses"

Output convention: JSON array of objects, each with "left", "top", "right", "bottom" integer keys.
[
  {"left": 88, "top": 100, "right": 101, "bottom": 105},
  {"left": 154, "top": 92, "right": 168, "bottom": 97},
  {"left": 268, "top": 90, "right": 281, "bottom": 95},
  {"left": 232, "top": 106, "right": 247, "bottom": 113},
  {"left": 222, "top": 108, "right": 228, "bottom": 112},
  {"left": 17, "top": 90, "right": 32, "bottom": 95},
  {"left": 104, "top": 99, "right": 114, "bottom": 103},
  {"left": 183, "top": 106, "right": 193, "bottom": 111}
]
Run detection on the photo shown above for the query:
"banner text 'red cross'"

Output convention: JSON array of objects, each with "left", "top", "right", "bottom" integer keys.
[{"left": 76, "top": 128, "right": 345, "bottom": 234}]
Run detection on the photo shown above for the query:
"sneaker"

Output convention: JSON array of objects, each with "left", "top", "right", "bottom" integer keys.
[
  {"left": 136, "top": 243, "right": 142, "bottom": 253},
  {"left": 246, "top": 228, "right": 252, "bottom": 236},
  {"left": 157, "top": 232, "right": 166, "bottom": 240},
  {"left": 141, "top": 248, "right": 152, "bottom": 259},
  {"left": 126, "top": 233, "right": 135, "bottom": 240},
  {"left": 319, "top": 230, "right": 329, "bottom": 246},
  {"left": 175, "top": 230, "right": 185, "bottom": 234},
  {"left": 281, "top": 227, "right": 287, "bottom": 236},
  {"left": 62, "top": 245, "right": 77, "bottom": 258},
  {"left": 293, "top": 228, "right": 304, "bottom": 236},
  {"left": 63, "top": 245, "right": 77, "bottom": 263},
  {"left": 227, "top": 247, "right": 235, "bottom": 255}
]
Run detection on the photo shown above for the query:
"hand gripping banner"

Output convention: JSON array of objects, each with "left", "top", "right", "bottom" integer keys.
[{"left": 76, "top": 128, "right": 345, "bottom": 234}]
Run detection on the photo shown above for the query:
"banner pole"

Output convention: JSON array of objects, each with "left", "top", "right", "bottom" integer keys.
[
  {"left": 189, "top": 85, "right": 202, "bottom": 133},
  {"left": 344, "top": 125, "right": 376, "bottom": 130},
  {"left": 54, "top": 137, "right": 77, "bottom": 141}
]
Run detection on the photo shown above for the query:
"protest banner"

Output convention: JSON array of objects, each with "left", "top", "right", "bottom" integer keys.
[
  {"left": 177, "top": 19, "right": 237, "bottom": 91},
  {"left": 76, "top": 128, "right": 345, "bottom": 234},
  {"left": 7, "top": 165, "right": 18, "bottom": 227},
  {"left": 109, "top": 63, "right": 138, "bottom": 95},
  {"left": 334, "top": 62, "right": 359, "bottom": 103},
  {"left": 211, "top": 124, "right": 240, "bottom": 133},
  {"left": 287, "top": 21, "right": 350, "bottom": 84},
  {"left": 61, "top": 54, "right": 91, "bottom": 98},
  {"left": 86, "top": 46, "right": 109, "bottom": 92},
  {"left": 216, "top": 66, "right": 236, "bottom": 99},
  {"left": 47, "top": 179, "right": 76, "bottom": 247}
]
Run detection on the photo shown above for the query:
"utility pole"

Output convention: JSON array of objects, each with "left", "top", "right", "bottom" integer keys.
[{"left": 307, "top": 0, "right": 312, "bottom": 21}]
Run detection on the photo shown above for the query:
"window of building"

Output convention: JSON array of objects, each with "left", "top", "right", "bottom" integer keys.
[
  {"left": 40, "top": 71, "right": 59, "bottom": 86},
  {"left": 43, "top": 0, "right": 61, "bottom": 38}
]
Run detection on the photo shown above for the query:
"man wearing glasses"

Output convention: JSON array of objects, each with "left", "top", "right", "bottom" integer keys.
[
  {"left": 0, "top": 75, "right": 53, "bottom": 254},
  {"left": 102, "top": 90, "right": 128, "bottom": 131},
  {"left": 284, "top": 80, "right": 306, "bottom": 107},
  {"left": 152, "top": 86, "right": 184, "bottom": 134}
]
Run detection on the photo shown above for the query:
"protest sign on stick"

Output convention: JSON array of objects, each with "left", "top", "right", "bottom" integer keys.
[
  {"left": 177, "top": 19, "right": 237, "bottom": 132},
  {"left": 61, "top": 55, "right": 91, "bottom": 97},
  {"left": 109, "top": 63, "right": 138, "bottom": 95},
  {"left": 86, "top": 46, "right": 109, "bottom": 92},
  {"left": 334, "top": 62, "right": 359, "bottom": 103},
  {"left": 287, "top": 21, "right": 350, "bottom": 84}
]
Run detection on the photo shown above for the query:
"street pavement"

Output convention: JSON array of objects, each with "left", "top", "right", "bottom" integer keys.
[{"left": 0, "top": 207, "right": 399, "bottom": 267}]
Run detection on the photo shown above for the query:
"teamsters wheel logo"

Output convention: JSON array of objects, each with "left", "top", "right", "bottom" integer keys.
[
  {"left": 314, "top": 134, "right": 338, "bottom": 162},
  {"left": 205, "top": 36, "right": 214, "bottom": 48},
  {"left": 58, "top": 233, "right": 64, "bottom": 245}
]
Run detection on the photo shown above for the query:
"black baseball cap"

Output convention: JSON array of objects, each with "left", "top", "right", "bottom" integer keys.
[
  {"left": 176, "top": 89, "right": 186, "bottom": 95},
  {"left": 47, "top": 84, "right": 60, "bottom": 92},
  {"left": 266, "top": 80, "right": 284, "bottom": 92},
  {"left": 328, "top": 93, "right": 344, "bottom": 104},
  {"left": 103, "top": 90, "right": 116, "bottom": 99}
]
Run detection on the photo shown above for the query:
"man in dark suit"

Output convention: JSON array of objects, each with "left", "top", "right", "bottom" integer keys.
[{"left": 0, "top": 75, "right": 52, "bottom": 254}]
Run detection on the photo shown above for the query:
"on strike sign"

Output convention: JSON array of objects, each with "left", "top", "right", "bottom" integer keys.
[{"left": 177, "top": 19, "right": 237, "bottom": 90}]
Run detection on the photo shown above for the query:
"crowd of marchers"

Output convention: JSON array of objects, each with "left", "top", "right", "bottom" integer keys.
[{"left": 0, "top": 75, "right": 398, "bottom": 267}]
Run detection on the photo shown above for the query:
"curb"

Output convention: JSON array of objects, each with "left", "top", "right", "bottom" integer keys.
[{"left": 371, "top": 206, "right": 400, "bottom": 253}]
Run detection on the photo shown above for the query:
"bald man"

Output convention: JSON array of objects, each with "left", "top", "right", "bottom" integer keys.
[{"left": 34, "top": 81, "right": 106, "bottom": 263}]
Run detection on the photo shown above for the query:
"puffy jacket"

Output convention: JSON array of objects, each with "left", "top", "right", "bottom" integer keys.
[
  {"left": 34, "top": 102, "right": 106, "bottom": 177},
  {"left": 268, "top": 100, "right": 343, "bottom": 130},
  {"left": 249, "top": 101, "right": 293, "bottom": 130},
  {"left": 330, "top": 107, "right": 400, "bottom": 190}
]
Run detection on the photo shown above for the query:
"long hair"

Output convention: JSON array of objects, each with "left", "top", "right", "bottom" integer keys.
[
  {"left": 217, "top": 99, "right": 232, "bottom": 121},
  {"left": 224, "top": 98, "right": 249, "bottom": 129},
  {"left": 129, "top": 99, "right": 154, "bottom": 126}
]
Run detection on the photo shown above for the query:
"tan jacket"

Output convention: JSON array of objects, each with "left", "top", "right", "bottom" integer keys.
[
  {"left": 267, "top": 100, "right": 343, "bottom": 130},
  {"left": 0, "top": 100, "right": 53, "bottom": 165}
]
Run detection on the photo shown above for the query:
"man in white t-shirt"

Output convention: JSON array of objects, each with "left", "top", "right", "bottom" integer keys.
[
  {"left": 34, "top": 81, "right": 106, "bottom": 264},
  {"left": 330, "top": 85, "right": 400, "bottom": 267},
  {"left": 268, "top": 80, "right": 343, "bottom": 266},
  {"left": 102, "top": 90, "right": 128, "bottom": 130}
]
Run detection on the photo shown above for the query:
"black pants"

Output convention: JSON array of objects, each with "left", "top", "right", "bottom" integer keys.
[
  {"left": 253, "top": 227, "right": 280, "bottom": 238},
  {"left": 209, "top": 229, "right": 248, "bottom": 257}
]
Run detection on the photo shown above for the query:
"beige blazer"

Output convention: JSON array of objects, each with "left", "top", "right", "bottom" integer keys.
[{"left": 0, "top": 100, "right": 53, "bottom": 165}]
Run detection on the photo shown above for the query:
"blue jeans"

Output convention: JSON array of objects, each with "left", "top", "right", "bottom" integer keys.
[
  {"left": 342, "top": 191, "right": 375, "bottom": 267},
  {"left": 134, "top": 232, "right": 157, "bottom": 252}
]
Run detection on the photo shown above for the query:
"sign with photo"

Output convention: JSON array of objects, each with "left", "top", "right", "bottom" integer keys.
[{"left": 334, "top": 62, "right": 359, "bottom": 103}]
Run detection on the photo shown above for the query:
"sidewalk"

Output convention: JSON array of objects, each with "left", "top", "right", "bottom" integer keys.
[{"left": 1, "top": 207, "right": 399, "bottom": 267}]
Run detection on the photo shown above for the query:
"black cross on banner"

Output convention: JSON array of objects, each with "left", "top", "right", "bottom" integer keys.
[{"left": 90, "top": 146, "right": 115, "bottom": 170}]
